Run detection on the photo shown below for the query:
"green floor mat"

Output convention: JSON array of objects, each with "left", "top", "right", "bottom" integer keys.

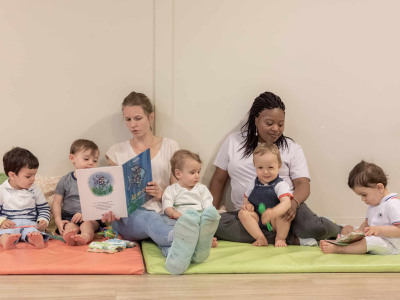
[{"left": 142, "top": 240, "right": 400, "bottom": 274}]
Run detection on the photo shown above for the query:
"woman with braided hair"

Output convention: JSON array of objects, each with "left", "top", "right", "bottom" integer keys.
[{"left": 210, "top": 91, "right": 344, "bottom": 245}]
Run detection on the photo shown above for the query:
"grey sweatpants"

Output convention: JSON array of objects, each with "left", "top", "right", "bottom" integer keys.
[{"left": 215, "top": 203, "right": 342, "bottom": 244}]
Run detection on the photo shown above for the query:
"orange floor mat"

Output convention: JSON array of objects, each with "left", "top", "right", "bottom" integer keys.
[{"left": 0, "top": 239, "right": 144, "bottom": 275}]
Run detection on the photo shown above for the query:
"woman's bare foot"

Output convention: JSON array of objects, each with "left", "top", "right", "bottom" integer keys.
[
  {"left": 63, "top": 230, "right": 78, "bottom": 246},
  {"left": 73, "top": 233, "right": 90, "bottom": 246},
  {"left": 2, "top": 233, "right": 21, "bottom": 250},
  {"left": 27, "top": 232, "right": 44, "bottom": 249},
  {"left": 275, "top": 239, "right": 287, "bottom": 247},
  {"left": 252, "top": 237, "right": 268, "bottom": 246},
  {"left": 320, "top": 240, "right": 338, "bottom": 254},
  {"left": 211, "top": 237, "right": 218, "bottom": 248}
]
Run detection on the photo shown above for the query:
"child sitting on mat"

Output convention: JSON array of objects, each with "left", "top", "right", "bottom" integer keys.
[
  {"left": 0, "top": 147, "right": 50, "bottom": 249},
  {"left": 162, "top": 149, "right": 220, "bottom": 274},
  {"left": 238, "top": 143, "right": 293, "bottom": 247},
  {"left": 320, "top": 161, "right": 400, "bottom": 255},
  {"left": 53, "top": 139, "right": 102, "bottom": 246}
]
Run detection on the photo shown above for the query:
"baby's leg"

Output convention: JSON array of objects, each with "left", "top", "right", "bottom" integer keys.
[
  {"left": 273, "top": 217, "right": 290, "bottom": 247},
  {"left": 0, "top": 233, "right": 21, "bottom": 250},
  {"left": 238, "top": 209, "right": 268, "bottom": 246},
  {"left": 26, "top": 232, "right": 44, "bottom": 249},
  {"left": 191, "top": 206, "right": 221, "bottom": 263},
  {"left": 320, "top": 238, "right": 367, "bottom": 254},
  {"left": 63, "top": 223, "right": 80, "bottom": 246},
  {"left": 73, "top": 221, "right": 100, "bottom": 246}
]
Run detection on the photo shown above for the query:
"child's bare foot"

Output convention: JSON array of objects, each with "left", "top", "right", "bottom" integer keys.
[
  {"left": 2, "top": 233, "right": 21, "bottom": 250},
  {"left": 63, "top": 230, "right": 78, "bottom": 246},
  {"left": 275, "top": 239, "right": 287, "bottom": 247},
  {"left": 252, "top": 237, "right": 268, "bottom": 246},
  {"left": 73, "top": 233, "right": 90, "bottom": 246},
  {"left": 27, "top": 232, "right": 44, "bottom": 249},
  {"left": 211, "top": 237, "right": 218, "bottom": 248},
  {"left": 320, "top": 240, "right": 338, "bottom": 254}
]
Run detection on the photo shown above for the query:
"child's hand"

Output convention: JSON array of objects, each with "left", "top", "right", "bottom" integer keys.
[
  {"left": 242, "top": 203, "right": 254, "bottom": 212},
  {"left": 55, "top": 220, "right": 69, "bottom": 235},
  {"left": 364, "top": 226, "right": 380, "bottom": 236},
  {"left": 0, "top": 219, "right": 16, "bottom": 229},
  {"left": 170, "top": 211, "right": 182, "bottom": 220},
  {"left": 101, "top": 211, "right": 120, "bottom": 223},
  {"left": 261, "top": 208, "right": 274, "bottom": 225},
  {"left": 146, "top": 181, "right": 162, "bottom": 200},
  {"left": 36, "top": 220, "right": 48, "bottom": 231},
  {"left": 71, "top": 213, "right": 83, "bottom": 223}
]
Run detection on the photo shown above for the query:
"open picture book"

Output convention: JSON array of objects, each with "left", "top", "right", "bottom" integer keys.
[
  {"left": 325, "top": 231, "right": 365, "bottom": 246},
  {"left": 76, "top": 149, "right": 152, "bottom": 221}
]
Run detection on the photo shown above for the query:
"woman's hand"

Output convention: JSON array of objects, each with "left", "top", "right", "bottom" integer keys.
[
  {"left": 146, "top": 181, "right": 163, "bottom": 200},
  {"left": 101, "top": 211, "right": 120, "bottom": 223},
  {"left": 282, "top": 200, "right": 298, "bottom": 222}
]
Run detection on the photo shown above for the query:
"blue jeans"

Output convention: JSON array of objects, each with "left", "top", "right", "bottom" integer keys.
[{"left": 112, "top": 208, "right": 176, "bottom": 256}]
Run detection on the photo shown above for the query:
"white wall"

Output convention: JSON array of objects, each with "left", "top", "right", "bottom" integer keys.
[{"left": 1, "top": 0, "right": 399, "bottom": 226}]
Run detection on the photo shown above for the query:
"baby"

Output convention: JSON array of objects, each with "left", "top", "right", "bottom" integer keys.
[
  {"left": 0, "top": 147, "right": 50, "bottom": 249},
  {"left": 239, "top": 143, "right": 293, "bottom": 247},
  {"left": 52, "top": 139, "right": 102, "bottom": 246}
]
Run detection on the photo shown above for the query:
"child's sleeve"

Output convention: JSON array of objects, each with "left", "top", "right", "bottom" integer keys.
[
  {"left": 386, "top": 199, "right": 400, "bottom": 226},
  {"left": 274, "top": 181, "right": 293, "bottom": 200},
  {"left": 0, "top": 189, "right": 6, "bottom": 225},
  {"left": 54, "top": 176, "right": 66, "bottom": 196},
  {"left": 33, "top": 184, "right": 51, "bottom": 224},
  {"left": 162, "top": 185, "right": 175, "bottom": 213},
  {"left": 244, "top": 179, "right": 256, "bottom": 199},
  {"left": 200, "top": 184, "right": 213, "bottom": 209}
]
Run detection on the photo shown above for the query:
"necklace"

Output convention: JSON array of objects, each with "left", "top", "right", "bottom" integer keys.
[{"left": 131, "top": 135, "right": 155, "bottom": 152}]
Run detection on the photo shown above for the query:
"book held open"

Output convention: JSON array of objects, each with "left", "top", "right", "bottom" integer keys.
[{"left": 76, "top": 149, "right": 152, "bottom": 221}]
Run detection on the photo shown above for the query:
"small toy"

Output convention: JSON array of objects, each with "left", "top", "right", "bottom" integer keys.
[
  {"left": 88, "top": 239, "right": 136, "bottom": 254},
  {"left": 258, "top": 203, "right": 273, "bottom": 231},
  {"left": 97, "top": 227, "right": 119, "bottom": 239}
]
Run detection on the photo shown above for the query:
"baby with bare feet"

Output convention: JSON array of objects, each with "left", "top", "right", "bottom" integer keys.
[
  {"left": 52, "top": 139, "right": 102, "bottom": 246},
  {"left": 320, "top": 161, "right": 400, "bottom": 255},
  {"left": 0, "top": 147, "right": 50, "bottom": 250},
  {"left": 238, "top": 144, "right": 293, "bottom": 247}
]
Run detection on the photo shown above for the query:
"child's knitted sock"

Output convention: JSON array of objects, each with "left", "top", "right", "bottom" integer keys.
[
  {"left": 165, "top": 210, "right": 200, "bottom": 275},
  {"left": 191, "top": 206, "right": 220, "bottom": 263}
]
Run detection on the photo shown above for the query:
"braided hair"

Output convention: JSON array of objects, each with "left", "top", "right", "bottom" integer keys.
[{"left": 240, "top": 91, "right": 291, "bottom": 158}]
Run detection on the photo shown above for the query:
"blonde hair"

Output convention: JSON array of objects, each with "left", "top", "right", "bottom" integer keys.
[
  {"left": 253, "top": 143, "right": 282, "bottom": 165},
  {"left": 170, "top": 150, "right": 202, "bottom": 179}
]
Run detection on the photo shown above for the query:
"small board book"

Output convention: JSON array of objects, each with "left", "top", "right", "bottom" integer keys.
[
  {"left": 76, "top": 149, "right": 152, "bottom": 221},
  {"left": 325, "top": 231, "right": 365, "bottom": 246}
]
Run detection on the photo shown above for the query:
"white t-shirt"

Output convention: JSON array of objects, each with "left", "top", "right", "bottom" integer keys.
[
  {"left": 106, "top": 137, "right": 179, "bottom": 213},
  {"left": 162, "top": 182, "right": 213, "bottom": 214},
  {"left": 213, "top": 131, "right": 310, "bottom": 210},
  {"left": 366, "top": 193, "right": 400, "bottom": 251}
]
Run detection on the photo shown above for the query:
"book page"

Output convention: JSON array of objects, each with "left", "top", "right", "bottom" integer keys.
[
  {"left": 76, "top": 166, "right": 128, "bottom": 221},
  {"left": 122, "top": 148, "right": 153, "bottom": 214}
]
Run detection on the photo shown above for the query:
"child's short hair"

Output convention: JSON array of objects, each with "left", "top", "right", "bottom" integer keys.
[
  {"left": 253, "top": 143, "right": 282, "bottom": 165},
  {"left": 3, "top": 147, "right": 39, "bottom": 175},
  {"left": 170, "top": 150, "right": 202, "bottom": 179},
  {"left": 70, "top": 139, "right": 99, "bottom": 156},
  {"left": 348, "top": 160, "right": 388, "bottom": 189}
]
